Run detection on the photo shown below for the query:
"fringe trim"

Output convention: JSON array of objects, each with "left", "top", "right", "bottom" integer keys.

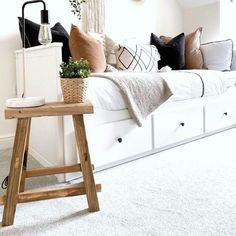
[{"left": 84, "top": 0, "right": 105, "bottom": 34}]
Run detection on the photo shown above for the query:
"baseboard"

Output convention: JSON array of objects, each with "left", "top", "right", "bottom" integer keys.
[
  {"left": 0, "top": 134, "right": 14, "bottom": 150},
  {"left": 29, "top": 147, "right": 65, "bottom": 182}
]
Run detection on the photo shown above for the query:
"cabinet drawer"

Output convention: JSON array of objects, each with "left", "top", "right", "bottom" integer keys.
[
  {"left": 205, "top": 100, "right": 236, "bottom": 132},
  {"left": 154, "top": 106, "right": 204, "bottom": 148},
  {"left": 86, "top": 118, "right": 152, "bottom": 167}
]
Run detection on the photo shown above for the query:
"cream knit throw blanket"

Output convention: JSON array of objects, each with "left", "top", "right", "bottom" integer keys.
[{"left": 92, "top": 72, "right": 173, "bottom": 126}]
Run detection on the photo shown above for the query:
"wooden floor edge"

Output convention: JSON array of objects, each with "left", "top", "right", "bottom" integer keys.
[
  {"left": 95, "top": 184, "right": 102, "bottom": 192},
  {"left": 0, "top": 196, "right": 5, "bottom": 205},
  {"left": 26, "top": 164, "right": 95, "bottom": 178},
  {"left": 0, "top": 183, "right": 101, "bottom": 205},
  {"left": 17, "top": 183, "right": 101, "bottom": 203}
]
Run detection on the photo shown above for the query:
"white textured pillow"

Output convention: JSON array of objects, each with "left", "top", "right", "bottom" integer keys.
[
  {"left": 200, "top": 39, "right": 233, "bottom": 71},
  {"left": 104, "top": 35, "right": 119, "bottom": 66},
  {"left": 115, "top": 44, "right": 160, "bottom": 72},
  {"left": 105, "top": 64, "right": 118, "bottom": 72}
]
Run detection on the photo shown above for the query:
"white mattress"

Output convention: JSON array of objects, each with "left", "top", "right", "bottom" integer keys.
[{"left": 86, "top": 70, "right": 236, "bottom": 111}]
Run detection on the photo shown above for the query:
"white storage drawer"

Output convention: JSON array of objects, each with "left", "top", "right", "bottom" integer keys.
[
  {"left": 154, "top": 106, "right": 204, "bottom": 148},
  {"left": 205, "top": 100, "right": 236, "bottom": 132},
  {"left": 86, "top": 118, "right": 152, "bottom": 167}
]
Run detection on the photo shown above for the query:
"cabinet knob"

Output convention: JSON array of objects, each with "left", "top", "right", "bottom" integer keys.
[
  {"left": 224, "top": 112, "right": 228, "bottom": 116},
  {"left": 180, "top": 122, "right": 185, "bottom": 127},
  {"left": 117, "top": 138, "right": 123, "bottom": 143}
]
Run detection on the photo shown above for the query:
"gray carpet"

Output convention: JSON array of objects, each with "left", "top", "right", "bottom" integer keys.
[
  {"left": 1, "top": 129, "right": 236, "bottom": 235},
  {"left": 0, "top": 149, "right": 58, "bottom": 196}
]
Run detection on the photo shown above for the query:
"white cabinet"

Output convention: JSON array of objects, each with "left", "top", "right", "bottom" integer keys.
[
  {"left": 63, "top": 115, "right": 152, "bottom": 180},
  {"left": 15, "top": 43, "right": 64, "bottom": 170},
  {"left": 14, "top": 43, "right": 236, "bottom": 182},
  {"left": 205, "top": 99, "right": 236, "bottom": 132},
  {"left": 64, "top": 116, "right": 152, "bottom": 168},
  {"left": 87, "top": 117, "right": 152, "bottom": 167},
  {"left": 15, "top": 43, "right": 63, "bottom": 100},
  {"left": 153, "top": 105, "right": 204, "bottom": 148}
]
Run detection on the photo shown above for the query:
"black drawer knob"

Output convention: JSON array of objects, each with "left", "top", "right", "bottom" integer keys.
[
  {"left": 224, "top": 112, "right": 228, "bottom": 116},
  {"left": 180, "top": 122, "right": 185, "bottom": 127},
  {"left": 117, "top": 138, "right": 123, "bottom": 143}
]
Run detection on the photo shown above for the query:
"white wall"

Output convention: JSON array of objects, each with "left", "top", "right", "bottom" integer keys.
[
  {"left": 0, "top": 1, "right": 21, "bottom": 147},
  {"left": 0, "top": 0, "right": 183, "bottom": 149},
  {"left": 105, "top": 0, "right": 183, "bottom": 41},
  {"left": 183, "top": 2, "right": 220, "bottom": 43},
  {"left": 220, "top": 0, "right": 236, "bottom": 46},
  {"left": 178, "top": 0, "right": 219, "bottom": 9},
  {"left": 0, "top": 0, "right": 75, "bottom": 149}
]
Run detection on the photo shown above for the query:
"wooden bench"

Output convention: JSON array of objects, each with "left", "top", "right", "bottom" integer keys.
[{"left": 0, "top": 101, "right": 101, "bottom": 226}]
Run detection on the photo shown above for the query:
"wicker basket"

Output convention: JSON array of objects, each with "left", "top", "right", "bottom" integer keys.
[{"left": 60, "top": 78, "right": 87, "bottom": 103}]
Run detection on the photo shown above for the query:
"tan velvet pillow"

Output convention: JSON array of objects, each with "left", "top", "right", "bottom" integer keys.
[
  {"left": 160, "top": 27, "right": 203, "bottom": 69},
  {"left": 69, "top": 24, "right": 106, "bottom": 73}
]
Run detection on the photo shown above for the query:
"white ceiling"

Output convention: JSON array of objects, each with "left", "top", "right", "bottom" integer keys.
[{"left": 177, "top": 0, "right": 220, "bottom": 9}]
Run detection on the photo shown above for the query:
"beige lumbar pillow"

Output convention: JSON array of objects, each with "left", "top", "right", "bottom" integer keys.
[
  {"left": 69, "top": 24, "right": 106, "bottom": 73},
  {"left": 160, "top": 27, "right": 203, "bottom": 69}
]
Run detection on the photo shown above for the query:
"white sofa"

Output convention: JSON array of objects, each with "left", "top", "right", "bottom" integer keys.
[{"left": 15, "top": 43, "right": 236, "bottom": 181}]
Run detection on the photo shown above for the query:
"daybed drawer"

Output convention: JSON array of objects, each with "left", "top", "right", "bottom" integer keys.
[
  {"left": 153, "top": 106, "right": 204, "bottom": 148},
  {"left": 86, "top": 118, "right": 152, "bottom": 167},
  {"left": 205, "top": 101, "right": 236, "bottom": 132}
]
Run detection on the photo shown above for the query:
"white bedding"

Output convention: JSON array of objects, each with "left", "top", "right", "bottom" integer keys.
[{"left": 86, "top": 70, "right": 236, "bottom": 111}]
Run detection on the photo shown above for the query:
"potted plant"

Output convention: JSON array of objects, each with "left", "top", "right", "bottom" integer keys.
[{"left": 60, "top": 57, "right": 91, "bottom": 103}]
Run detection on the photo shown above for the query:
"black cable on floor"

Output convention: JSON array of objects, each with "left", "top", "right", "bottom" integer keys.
[{"left": 1, "top": 176, "right": 8, "bottom": 189}]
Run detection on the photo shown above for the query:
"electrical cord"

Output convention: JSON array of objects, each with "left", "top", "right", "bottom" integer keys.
[{"left": 1, "top": 176, "right": 8, "bottom": 189}]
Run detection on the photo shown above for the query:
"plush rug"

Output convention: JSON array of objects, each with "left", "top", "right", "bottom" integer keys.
[
  {"left": 0, "top": 149, "right": 58, "bottom": 196},
  {"left": 1, "top": 129, "right": 236, "bottom": 235}
]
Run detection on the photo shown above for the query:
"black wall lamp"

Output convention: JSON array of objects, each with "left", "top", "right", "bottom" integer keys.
[
  {"left": 6, "top": 0, "right": 52, "bottom": 108},
  {"left": 22, "top": 0, "right": 52, "bottom": 47}
]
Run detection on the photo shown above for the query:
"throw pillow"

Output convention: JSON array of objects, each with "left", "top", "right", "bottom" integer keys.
[
  {"left": 18, "top": 17, "right": 71, "bottom": 62},
  {"left": 200, "top": 39, "right": 233, "bottom": 71},
  {"left": 69, "top": 24, "right": 106, "bottom": 73},
  {"left": 115, "top": 44, "right": 160, "bottom": 72},
  {"left": 105, "top": 64, "right": 118, "bottom": 72},
  {"left": 160, "top": 27, "right": 203, "bottom": 69},
  {"left": 150, "top": 33, "right": 185, "bottom": 70},
  {"left": 104, "top": 35, "right": 151, "bottom": 68},
  {"left": 105, "top": 35, "right": 119, "bottom": 67}
]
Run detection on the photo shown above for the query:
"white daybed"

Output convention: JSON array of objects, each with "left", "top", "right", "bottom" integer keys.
[{"left": 15, "top": 43, "right": 236, "bottom": 181}]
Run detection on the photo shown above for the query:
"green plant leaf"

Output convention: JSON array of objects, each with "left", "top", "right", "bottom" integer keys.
[
  {"left": 69, "top": 0, "right": 86, "bottom": 20},
  {"left": 59, "top": 57, "right": 91, "bottom": 79}
]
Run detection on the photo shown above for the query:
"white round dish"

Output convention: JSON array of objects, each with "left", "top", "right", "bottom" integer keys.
[{"left": 6, "top": 97, "right": 45, "bottom": 108}]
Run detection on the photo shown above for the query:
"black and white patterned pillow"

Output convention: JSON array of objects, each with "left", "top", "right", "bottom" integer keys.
[{"left": 115, "top": 44, "right": 160, "bottom": 72}]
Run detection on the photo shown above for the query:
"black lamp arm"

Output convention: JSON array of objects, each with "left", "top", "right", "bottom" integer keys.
[
  {"left": 22, "top": 0, "right": 46, "bottom": 13},
  {"left": 21, "top": 0, "right": 47, "bottom": 48}
]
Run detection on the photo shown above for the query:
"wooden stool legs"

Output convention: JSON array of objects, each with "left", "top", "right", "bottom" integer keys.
[
  {"left": 1, "top": 112, "right": 100, "bottom": 226},
  {"left": 73, "top": 115, "right": 99, "bottom": 212},
  {"left": 1, "top": 102, "right": 100, "bottom": 227},
  {"left": 20, "top": 119, "right": 31, "bottom": 193},
  {"left": 2, "top": 118, "right": 31, "bottom": 226}
]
